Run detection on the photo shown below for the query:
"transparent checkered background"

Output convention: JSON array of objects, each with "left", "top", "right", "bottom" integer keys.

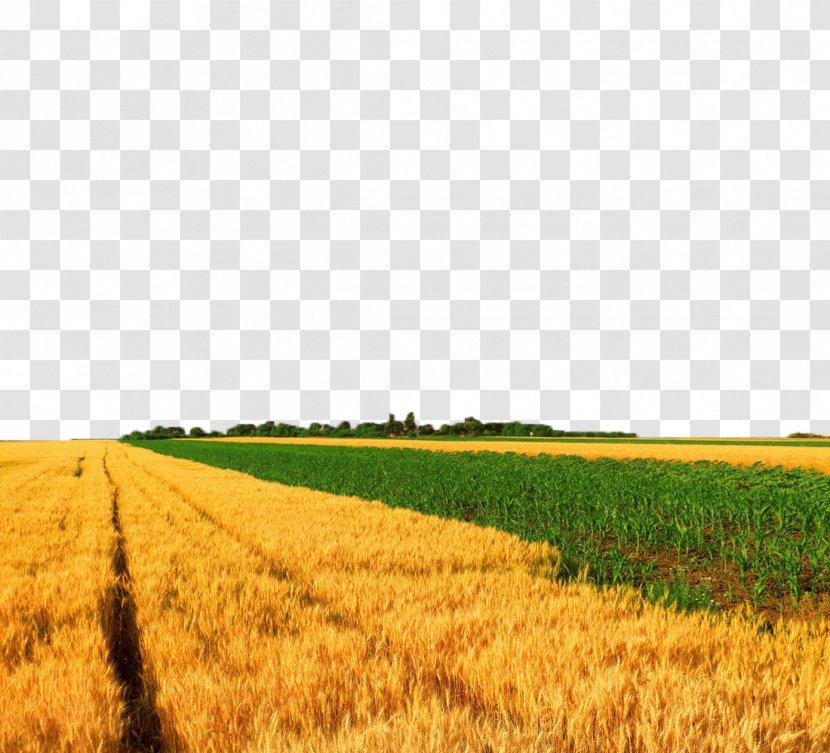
[{"left": 1, "top": 1, "right": 829, "bottom": 439}]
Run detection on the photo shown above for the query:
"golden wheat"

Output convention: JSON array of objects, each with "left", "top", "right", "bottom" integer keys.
[
  {"left": 211, "top": 436, "right": 830, "bottom": 476},
  {"left": 111, "top": 442, "right": 830, "bottom": 753},
  {"left": 0, "top": 441, "right": 122, "bottom": 752}
]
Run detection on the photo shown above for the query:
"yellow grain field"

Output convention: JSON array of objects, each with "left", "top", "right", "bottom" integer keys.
[
  {"left": 210, "top": 436, "right": 830, "bottom": 476},
  {"left": 3, "top": 439, "right": 830, "bottom": 752},
  {"left": 0, "top": 441, "right": 122, "bottom": 752}
]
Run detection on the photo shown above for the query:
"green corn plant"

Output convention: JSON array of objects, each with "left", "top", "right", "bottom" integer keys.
[{"left": 750, "top": 575, "right": 768, "bottom": 609}]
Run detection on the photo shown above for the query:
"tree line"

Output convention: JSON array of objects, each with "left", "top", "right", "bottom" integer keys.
[{"left": 122, "top": 413, "right": 637, "bottom": 441}]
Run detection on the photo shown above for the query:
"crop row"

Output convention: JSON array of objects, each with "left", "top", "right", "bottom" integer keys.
[
  {"left": 131, "top": 440, "right": 830, "bottom": 618},
  {"left": 0, "top": 443, "right": 121, "bottom": 752}
]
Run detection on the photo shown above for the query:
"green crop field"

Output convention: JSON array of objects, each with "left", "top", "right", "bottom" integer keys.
[{"left": 127, "top": 440, "right": 830, "bottom": 621}]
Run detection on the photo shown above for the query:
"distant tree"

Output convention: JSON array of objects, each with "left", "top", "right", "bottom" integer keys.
[
  {"left": 502, "top": 421, "right": 529, "bottom": 437},
  {"left": 384, "top": 413, "right": 405, "bottom": 437},
  {"left": 331, "top": 421, "right": 353, "bottom": 437},
  {"left": 119, "top": 417, "right": 637, "bottom": 443},
  {"left": 329, "top": 421, "right": 352, "bottom": 438},
  {"left": 462, "top": 416, "right": 484, "bottom": 436},
  {"left": 270, "top": 423, "right": 298, "bottom": 437},
  {"left": 256, "top": 421, "right": 275, "bottom": 436},
  {"left": 354, "top": 422, "right": 384, "bottom": 438},
  {"left": 124, "top": 425, "right": 186, "bottom": 440},
  {"left": 227, "top": 423, "right": 256, "bottom": 437}
]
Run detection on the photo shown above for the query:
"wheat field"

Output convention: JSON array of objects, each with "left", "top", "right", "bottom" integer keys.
[{"left": 1, "top": 439, "right": 829, "bottom": 752}]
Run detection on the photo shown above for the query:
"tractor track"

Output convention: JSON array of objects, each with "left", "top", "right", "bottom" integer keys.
[{"left": 101, "top": 450, "right": 166, "bottom": 753}]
